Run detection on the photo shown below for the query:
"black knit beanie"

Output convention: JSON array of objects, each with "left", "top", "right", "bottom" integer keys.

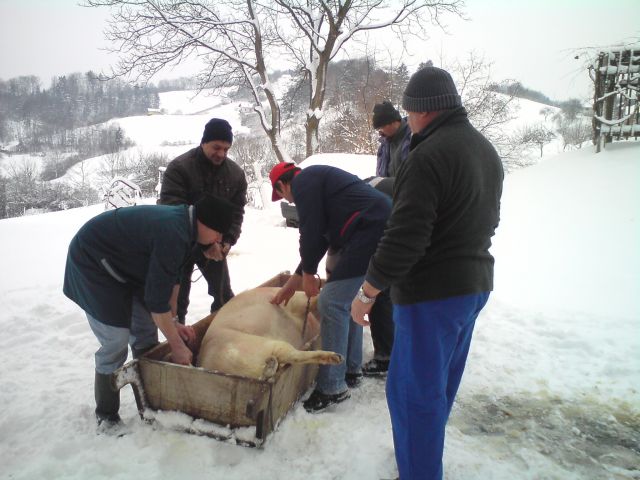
[
  {"left": 402, "top": 67, "right": 462, "bottom": 112},
  {"left": 372, "top": 101, "right": 402, "bottom": 128},
  {"left": 194, "top": 194, "right": 236, "bottom": 234},
  {"left": 201, "top": 118, "right": 233, "bottom": 144}
]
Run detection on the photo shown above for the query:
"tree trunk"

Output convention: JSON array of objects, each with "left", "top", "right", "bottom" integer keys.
[{"left": 305, "top": 115, "right": 320, "bottom": 159}]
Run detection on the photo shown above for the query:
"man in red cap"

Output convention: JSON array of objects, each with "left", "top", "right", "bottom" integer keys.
[{"left": 269, "top": 161, "right": 391, "bottom": 412}]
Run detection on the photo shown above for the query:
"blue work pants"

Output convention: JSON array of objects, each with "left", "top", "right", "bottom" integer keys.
[{"left": 387, "top": 292, "right": 489, "bottom": 480}]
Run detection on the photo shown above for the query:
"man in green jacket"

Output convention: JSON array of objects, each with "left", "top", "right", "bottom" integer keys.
[
  {"left": 64, "top": 195, "right": 237, "bottom": 431},
  {"left": 352, "top": 67, "right": 504, "bottom": 479}
]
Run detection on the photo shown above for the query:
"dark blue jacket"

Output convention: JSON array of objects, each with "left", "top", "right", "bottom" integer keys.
[
  {"left": 376, "top": 117, "right": 411, "bottom": 177},
  {"left": 292, "top": 165, "right": 391, "bottom": 282},
  {"left": 63, "top": 205, "right": 194, "bottom": 327}
]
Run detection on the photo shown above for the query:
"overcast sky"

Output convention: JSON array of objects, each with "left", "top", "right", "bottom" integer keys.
[{"left": 0, "top": 0, "right": 637, "bottom": 101}]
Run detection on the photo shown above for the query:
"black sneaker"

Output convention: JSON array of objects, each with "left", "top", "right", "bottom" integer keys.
[
  {"left": 345, "top": 372, "right": 363, "bottom": 388},
  {"left": 362, "top": 358, "right": 389, "bottom": 377},
  {"left": 303, "top": 389, "right": 350, "bottom": 413}
]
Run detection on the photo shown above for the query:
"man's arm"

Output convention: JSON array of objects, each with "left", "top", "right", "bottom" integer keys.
[
  {"left": 223, "top": 168, "right": 248, "bottom": 245},
  {"left": 367, "top": 156, "right": 440, "bottom": 290},
  {"left": 169, "top": 284, "right": 180, "bottom": 317},
  {"left": 158, "top": 161, "right": 190, "bottom": 206},
  {"left": 150, "top": 311, "right": 194, "bottom": 365}
]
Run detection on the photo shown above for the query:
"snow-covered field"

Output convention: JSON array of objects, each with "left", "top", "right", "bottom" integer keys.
[{"left": 0, "top": 91, "right": 638, "bottom": 479}]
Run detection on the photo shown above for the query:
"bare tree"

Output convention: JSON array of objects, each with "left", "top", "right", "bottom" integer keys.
[
  {"left": 447, "top": 52, "right": 519, "bottom": 144},
  {"left": 556, "top": 117, "right": 591, "bottom": 150},
  {"left": 5, "top": 158, "right": 39, "bottom": 216},
  {"left": 84, "top": 0, "right": 464, "bottom": 160},
  {"left": 231, "top": 134, "right": 276, "bottom": 208},
  {"left": 540, "top": 107, "right": 555, "bottom": 121},
  {"left": 435, "top": 52, "right": 529, "bottom": 171},
  {"left": 516, "top": 123, "right": 556, "bottom": 158},
  {"left": 322, "top": 56, "right": 388, "bottom": 154},
  {"left": 68, "top": 160, "right": 99, "bottom": 206}
]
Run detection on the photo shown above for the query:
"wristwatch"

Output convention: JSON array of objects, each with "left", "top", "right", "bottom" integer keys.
[{"left": 356, "top": 286, "right": 376, "bottom": 304}]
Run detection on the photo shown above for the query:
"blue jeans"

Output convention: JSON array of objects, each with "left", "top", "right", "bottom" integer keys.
[
  {"left": 316, "top": 276, "right": 364, "bottom": 394},
  {"left": 386, "top": 292, "right": 490, "bottom": 480},
  {"left": 87, "top": 297, "right": 159, "bottom": 374}
]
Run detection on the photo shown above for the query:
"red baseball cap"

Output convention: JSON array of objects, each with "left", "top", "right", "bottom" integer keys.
[{"left": 269, "top": 162, "right": 298, "bottom": 201}]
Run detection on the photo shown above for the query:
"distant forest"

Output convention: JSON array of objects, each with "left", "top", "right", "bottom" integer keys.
[
  {"left": 0, "top": 72, "right": 159, "bottom": 154},
  {"left": 488, "top": 81, "right": 587, "bottom": 116}
]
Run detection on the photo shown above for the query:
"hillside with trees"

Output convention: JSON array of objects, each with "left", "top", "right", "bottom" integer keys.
[
  {"left": 0, "top": 55, "right": 589, "bottom": 219},
  {"left": 0, "top": 72, "right": 158, "bottom": 154}
]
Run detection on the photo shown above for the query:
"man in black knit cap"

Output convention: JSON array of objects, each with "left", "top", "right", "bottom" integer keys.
[
  {"left": 370, "top": 100, "right": 412, "bottom": 195},
  {"left": 63, "top": 195, "right": 238, "bottom": 432},
  {"left": 159, "top": 118, "right": 247, "bottom": 323},
  {"left": 352, "top": 67, "right": 504, "bottom": 480}
]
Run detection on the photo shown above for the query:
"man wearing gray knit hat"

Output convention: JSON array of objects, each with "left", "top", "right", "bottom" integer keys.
[{"left": 352, "top": 66, "right": 504, "bottom": 480}]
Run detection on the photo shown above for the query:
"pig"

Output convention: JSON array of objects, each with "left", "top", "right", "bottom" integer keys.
[{"left": 196, "top": 287, "right": 343, "bottom": 380}]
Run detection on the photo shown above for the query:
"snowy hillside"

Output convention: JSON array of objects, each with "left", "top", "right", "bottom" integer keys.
[
  {"left": 0, "top": 89, "right": 562, "bottom": 206},
  {"left": 0, "top": 132, "right": 638, "bottom": 479}
]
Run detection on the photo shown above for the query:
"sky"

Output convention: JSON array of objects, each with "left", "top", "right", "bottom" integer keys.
[
  {"left": 0, "top": 0, "right": 638, "bottom": 101},
  {"left": 0, "top": 86, "right": 638, "bottom": 478}
]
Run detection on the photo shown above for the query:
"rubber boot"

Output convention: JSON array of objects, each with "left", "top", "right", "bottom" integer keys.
[{"left": 94, "top": 372, "right": 121, "bottom": 428}]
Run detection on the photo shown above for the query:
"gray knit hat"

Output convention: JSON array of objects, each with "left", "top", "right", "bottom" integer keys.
[{"left": 402, "top": 67, "right": 462, "bottom": 112}]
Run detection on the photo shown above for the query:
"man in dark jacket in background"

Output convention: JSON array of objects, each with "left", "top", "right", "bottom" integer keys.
[
  {"left": 159, "top": 118, "right": 247, "bottom": 322},
  {"left": 63, "top": 195, "right": 238, "bottom": 431},
  {"left": 359, "top": 101, "right": 413, "bottom": 377},
  {"left": 269, "top": 162, "right": 391, "bottom": 413},
  {"left": 369, "top": 100, "right": 412, "bottom": 196},
  {"left": 352, "top": 67, "right": 504, "bottom": 479}
]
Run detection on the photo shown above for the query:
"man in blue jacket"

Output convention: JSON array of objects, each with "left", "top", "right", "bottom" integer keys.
[
  {"left": 352, "top": 67, "right": 504, "bottom": 479},
  {"left": 269, "top": 162, "right": 391, "bottom": 412},
  {"left": 63, "top": 194, "right": 237, "bottom": 430}
]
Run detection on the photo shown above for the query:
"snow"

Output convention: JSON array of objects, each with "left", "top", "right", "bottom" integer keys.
[
  {"left": 299, "top": 152, "right": 376, "bottom": 179},
  {"left": 1, "top": 101, "right": 639, "bottom": 480},
  {"left": 158, "top": 88, "right": 225, "bottom": 115}
]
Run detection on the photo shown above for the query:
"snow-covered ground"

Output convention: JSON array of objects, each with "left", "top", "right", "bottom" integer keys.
[{"left": 0, "top": 135, "right": 638, "bottom": 479}]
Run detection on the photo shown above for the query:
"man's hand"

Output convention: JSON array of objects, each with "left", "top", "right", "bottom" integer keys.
[
  {"left": 171, "top": 341, "right": 193, "bottom": 366},
  {"left": 203, "top": 242, "right": 225, "bottom": 261},
  {"left": 176, "top": 323, "right": 197, "bottom": 350},
  {"left": 302, "top": 272, "right": 320, "bottom": 298},
  {"left": 351, "top": 297, "right": 373, "bottom": 327},
  {"left": 350, "top": 281, "right": 380, "bottom": 327},
  {"left": 151, "top": 311, "right": 194, "bottom": 365},
  {"left": 270, "top": 274, "right": 302, "bottom": 306}
]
